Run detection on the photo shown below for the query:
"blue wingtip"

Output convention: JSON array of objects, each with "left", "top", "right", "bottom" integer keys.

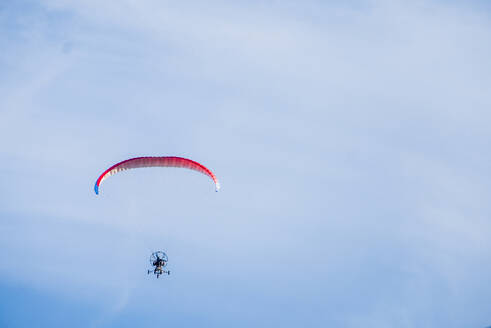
[{"left": 94, "top": 183, "right": 99, "bottom": 195}]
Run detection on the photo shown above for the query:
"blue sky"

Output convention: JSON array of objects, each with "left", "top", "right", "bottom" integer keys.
[{"left": 1, "top": 0, "right": 491, "bottom": 327}]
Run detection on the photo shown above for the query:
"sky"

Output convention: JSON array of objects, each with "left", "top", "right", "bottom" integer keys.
[{"left": 1, "top": 0, "right": 491, "bottom": 327}]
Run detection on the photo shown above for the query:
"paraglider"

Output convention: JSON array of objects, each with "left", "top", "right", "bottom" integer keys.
[
  {"left": 94, "top": 156, "right": 218, "bottom": 279},
  {"left": 94, "top": 156, "right": 220, "bottom": 194}
]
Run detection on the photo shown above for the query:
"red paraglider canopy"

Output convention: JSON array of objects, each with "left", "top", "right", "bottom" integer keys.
[{"left": 94, "top": 156, "right": 220, "bottom": 194}]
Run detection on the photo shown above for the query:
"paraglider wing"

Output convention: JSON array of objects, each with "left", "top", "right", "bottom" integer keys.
[{"left": 94, "top": 156, "right": 220, "bottom": 194}]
